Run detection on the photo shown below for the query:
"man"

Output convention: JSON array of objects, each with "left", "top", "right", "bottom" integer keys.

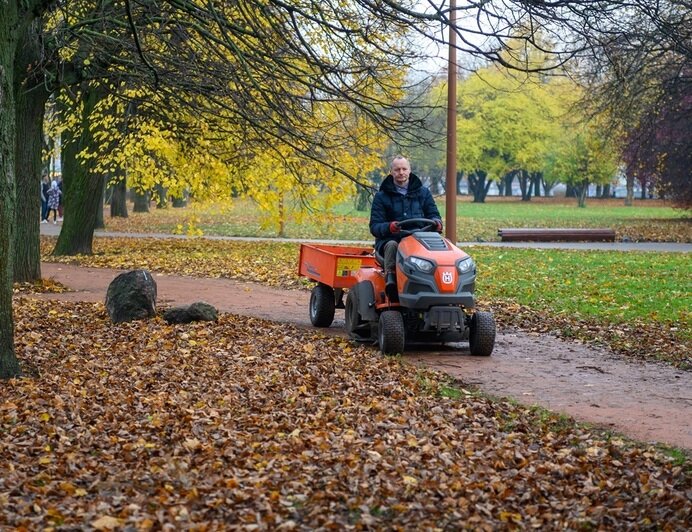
[{"left": 369, "top": 156, "right": 442, "bottom": 299}]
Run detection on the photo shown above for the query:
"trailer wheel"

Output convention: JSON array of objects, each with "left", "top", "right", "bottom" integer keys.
[
  {"left": 310, "top": 283, "right": 335, "bottom": 327},
  {"left": 469, "top": 311, "right": 495, "bottom": 356},
  {"left": 378, "top": 310, "right": 405, "bottom": 355}
]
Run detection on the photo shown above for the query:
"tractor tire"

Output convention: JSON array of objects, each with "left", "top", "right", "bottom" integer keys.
[
  {"left": 469, "top": 311, "right": 495, "bottom": 356},
  {"left": 345, "top": 290, "right": 365, "bottom": 339},
  {"left": 309, "top": 283, "right": 335, "bottom": 327},
  {"left": 378, "top": 310, "right": 405, "bottom": 355}
]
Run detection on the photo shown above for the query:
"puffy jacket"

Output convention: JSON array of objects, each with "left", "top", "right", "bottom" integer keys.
[{"left": 369, "top": 173, "right": 441, "bottom": 254}]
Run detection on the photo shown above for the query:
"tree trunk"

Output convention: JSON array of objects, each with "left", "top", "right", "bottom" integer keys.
[
  {"left": 53, "top": 86, "right": 105, "bottom": 256},
  {"left": 577, "top": 179, "right": 589, "bottom": 208},
  {"left": 133, "top": 189, "right": 150, "bottom": 212},
  {"left": 456, "top": 171, "right": 464, "bottom": 195},
  {"left": 172, "top": 191, "right": 188, "bottom": 208},
  {"left": 154, "top": 183, "right": 168, "bottom": 208},
  {"left": 13, "top": 19, "right": 48, "bottom": 283},
  {"left": 625, "top": 173, "right": 634, "bottom": 206},
  {"left": 541, "top": 177, "right": 556, "bottom": 197},
  {"left": 1, "top": 2, "right": 22, "bottom": 378},
  {"left": 640, "top": 181, "right": 647, "bottom": 200},
  {"left": 504, "top": 171, "right": 515, "bottom": 196},
  {"left": 95, "top": 174, "right": 105, "bottom": 229},
  {"left": 278, "top": 194, "right": 285, "bottom": 237},
  {"left": 519, "top": 170, "right": 532, "bottom": 201},
  {"left": 532, "top": 173, "right": 541, "bottom": 197},
  {"left": 468, "top": 171, "right": 491, "bottom": 203},
  {"left": 110, "top": 169, "right": 128, "bottom": 218},
  {"left": 496, "top": 176, "right": 505, "bottom": 196}
]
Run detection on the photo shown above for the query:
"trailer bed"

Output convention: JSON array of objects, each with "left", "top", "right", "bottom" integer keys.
[{"left": 298, "top": 243, "right": 377, "bottom": 289}]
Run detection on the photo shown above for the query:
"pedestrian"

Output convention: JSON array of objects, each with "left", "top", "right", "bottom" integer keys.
[
  {"left": 369, "top": 155, "right": 442, "bottom": 299},
  {"left": 46, "top": 180, "right": 62, "bottom": 224},
  {"left": 57, "top": 177, "right": 64, "bottom": 221},
  {"left": 40, "top": 174, "right": 50, "bottom": 223}
]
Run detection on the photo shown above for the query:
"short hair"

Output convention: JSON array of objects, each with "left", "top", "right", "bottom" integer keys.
[{"left": 390, "top": 155, "right": 410, "bottom": 171}]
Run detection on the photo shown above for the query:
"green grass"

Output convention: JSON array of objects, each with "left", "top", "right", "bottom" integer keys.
[
  {"left": 105, "top": 196, "right": 690, "bottom": 243},
  {"left": 471, "top": 247, "right": 690, "bottom": 331}
]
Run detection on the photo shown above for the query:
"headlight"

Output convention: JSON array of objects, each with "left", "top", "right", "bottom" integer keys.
[
  {"left": 457, "top": 257, "right": 475, "bottom": 274},
  {"left": 408, "top": 256, "right": 435, "bottom": 273}
]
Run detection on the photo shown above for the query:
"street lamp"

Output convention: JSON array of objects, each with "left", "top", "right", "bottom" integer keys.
[{"left": 445, "top": 0, "right": 457, "bottom": 243}]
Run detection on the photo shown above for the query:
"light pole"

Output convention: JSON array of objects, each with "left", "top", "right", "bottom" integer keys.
[{"left": 445, "top": 0, "right": 457, "bottom": 243}]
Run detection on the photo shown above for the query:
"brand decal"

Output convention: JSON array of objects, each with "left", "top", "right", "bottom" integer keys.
[{"left": 442, "top": 271, "right": 453, "bottom": 284}]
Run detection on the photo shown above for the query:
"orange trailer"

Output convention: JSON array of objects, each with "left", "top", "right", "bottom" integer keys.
[{"left": 298, "top": 243, "right": 377, "bottom": 327}]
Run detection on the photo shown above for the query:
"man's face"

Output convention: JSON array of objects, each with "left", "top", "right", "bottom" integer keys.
[{"left": 391, "top": 159, "right": 411, "bottom": 187}]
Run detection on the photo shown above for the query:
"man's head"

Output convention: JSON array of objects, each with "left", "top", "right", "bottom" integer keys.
[{"left": 390, "top": 156, "right": 411, "bottom": 188}]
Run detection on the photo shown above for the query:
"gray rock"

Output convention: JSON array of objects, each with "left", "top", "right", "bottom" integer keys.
[
  {"left": 105, "top": 270, "right": 157, "bottom": 323},
  {"left": 163, "top": 302, "right": 218, "bottom": 324}
]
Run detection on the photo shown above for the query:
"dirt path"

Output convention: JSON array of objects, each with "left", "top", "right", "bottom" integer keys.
[{"left": 33, "top": 262, "right": 691, "bottom": 450}]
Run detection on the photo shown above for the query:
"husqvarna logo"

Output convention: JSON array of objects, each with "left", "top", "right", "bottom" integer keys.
[{"left": 442, "top": 271, "right": 453, "bottom": 284}]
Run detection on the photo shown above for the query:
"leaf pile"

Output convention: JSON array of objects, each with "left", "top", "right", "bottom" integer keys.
[
  {"left": 13, "top": 278, "right": 70, "bottom": 295},
  {"left": 41, "top": 236, "right": 308, "bottom": 289},
  {"left": 2, "top": 299, "right": 690, "bottom": 529}
]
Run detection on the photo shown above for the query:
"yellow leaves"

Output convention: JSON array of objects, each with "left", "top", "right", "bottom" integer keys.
[
  {"left": 402, "top": 474, "right": 418, "bottom": 486},
  {"left": 183, "top": 438, "right": 202, "bottom": 451},
  {"left": 91, "top": 516, "right": 123, "bottom": 530}
]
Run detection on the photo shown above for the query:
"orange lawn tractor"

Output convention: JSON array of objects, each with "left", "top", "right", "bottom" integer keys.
[{"left": 298, "top": 218, "right": 495, "bottom": 356}]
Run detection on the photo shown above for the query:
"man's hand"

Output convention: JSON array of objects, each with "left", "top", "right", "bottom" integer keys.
[
  {"left": 434, "top": 219, "right": 443, "bottom": 233},
  {"left": 389, "top": 221, "right": 400, "bottom": 234}
]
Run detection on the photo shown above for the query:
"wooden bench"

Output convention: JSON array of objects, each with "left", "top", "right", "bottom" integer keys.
[{"left": 497, "top": 228, "right": 616, "bottom": 242}]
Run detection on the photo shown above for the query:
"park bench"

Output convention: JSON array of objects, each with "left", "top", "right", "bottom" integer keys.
[{"left": 497, "top": 228, "right": 616, "bottom": 242}]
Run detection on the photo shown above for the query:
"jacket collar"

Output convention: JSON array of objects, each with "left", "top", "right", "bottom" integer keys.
[{"left": 380, "top": 173, "right": 423, "bottom": 194}]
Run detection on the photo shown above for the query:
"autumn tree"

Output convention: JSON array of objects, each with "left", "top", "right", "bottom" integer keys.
[
  {"left": 572, "top": 0, "right": 691, "bottom": 207},
  {"left": 1, "top": 0, "right": 55, "bottom": 378}
]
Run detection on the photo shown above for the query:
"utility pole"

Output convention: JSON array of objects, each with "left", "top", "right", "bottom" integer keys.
[{"left": 445, "top": 0, "right": 457, "bottom": 242}]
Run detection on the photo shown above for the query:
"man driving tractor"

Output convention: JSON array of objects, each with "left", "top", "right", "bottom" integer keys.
[{"left": 369, "top": 156, "right": 443, "bottom": 300}]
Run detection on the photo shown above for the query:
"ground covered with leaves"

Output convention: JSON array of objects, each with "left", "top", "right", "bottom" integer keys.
[
  {"left": 2, "top": 299, "right": 690, "bottom": 529},
  {"left": 40, "top": 236, "right": 691, "bottom": 369}
]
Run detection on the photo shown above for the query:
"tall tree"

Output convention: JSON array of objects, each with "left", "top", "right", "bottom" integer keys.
[
  {"left": 13, "top": 19, "right": 50, "bottom": 282},
  {"left": 1, "top": 0, "right": 54, "bottom": 379}
]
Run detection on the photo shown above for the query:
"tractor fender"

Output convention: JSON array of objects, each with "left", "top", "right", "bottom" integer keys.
[{"left": 354, "top": 281, "right": 378, "bottom": 322}]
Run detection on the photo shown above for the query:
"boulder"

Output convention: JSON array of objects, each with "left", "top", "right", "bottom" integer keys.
[
  {"left": 105, "top": 270, "right": 157, "bottom": 323},
  {"left": 163, "top": 302, "right": 218, "bottom": 324}
]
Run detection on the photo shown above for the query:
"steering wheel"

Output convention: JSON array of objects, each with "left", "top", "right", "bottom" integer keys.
[{"left": 397, "top": 217, "right": 439, "bottom": 235}]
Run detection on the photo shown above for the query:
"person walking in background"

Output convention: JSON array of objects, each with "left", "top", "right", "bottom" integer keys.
[
  {"left": 46, "top": 180, "right": 62, "bottom": 224},
  {"left": 40, "top": 174, "right": 50, "bottom": 223},
  {"left": 57, "top": 176, "right": 64, "bottom": 221}
]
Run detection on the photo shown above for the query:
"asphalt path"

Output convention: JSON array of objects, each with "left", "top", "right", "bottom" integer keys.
[{"left": 40, "top": 222, "right": 691, "bottom": 252}]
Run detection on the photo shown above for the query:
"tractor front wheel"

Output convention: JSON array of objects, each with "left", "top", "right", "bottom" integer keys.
[
  {"left": 378, "top": 310, "right": 405, "bottom": 355},
  {"left": 469, "top": 311, "right": 495, "bottom": 356},
  {"left": 310, "top": 283, "right": 335, "bottom": 327}
]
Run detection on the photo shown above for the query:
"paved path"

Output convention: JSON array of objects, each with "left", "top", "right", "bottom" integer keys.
[{"left": 40, "top": 223, "right": 692, "bottom": 253}]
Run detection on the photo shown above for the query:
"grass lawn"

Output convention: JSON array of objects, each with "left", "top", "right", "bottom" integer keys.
[{"left": 103, "top": 196, "right": 691, "bottom": 243}]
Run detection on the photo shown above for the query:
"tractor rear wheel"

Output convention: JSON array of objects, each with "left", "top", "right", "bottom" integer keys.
[
  {"left": 345, "top": 290, "right": 366, "bottom": 339},
  {"left": 310, "top": 283, "right": 335, "bottom": 327},
  {"left": 378, "top": 310, "right": 405, "bottom": 355},
  {"left": 469, "top": 311, "right": 495, "bottom": 356}
]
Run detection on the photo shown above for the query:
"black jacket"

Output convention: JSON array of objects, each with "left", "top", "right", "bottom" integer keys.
[{"left": 369, "top": 173, "right": 441, "bottom": 254}]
